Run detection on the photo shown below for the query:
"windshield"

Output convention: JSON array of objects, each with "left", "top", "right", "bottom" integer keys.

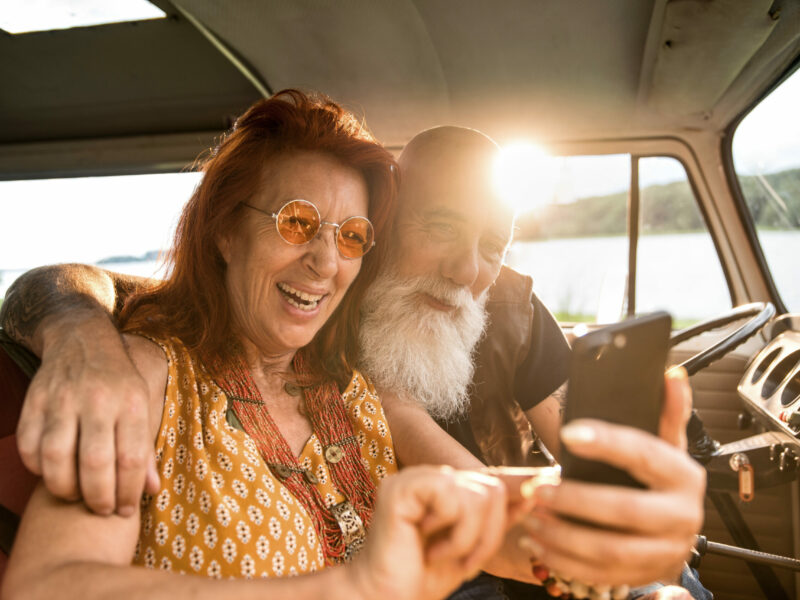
[{"left": 732, "top": 67, "right": 800, "bottom": 312}]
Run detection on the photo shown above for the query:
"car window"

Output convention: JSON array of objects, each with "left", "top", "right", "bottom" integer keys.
[
  {"left": 636, "top": 157, "right": 729, "bottom": 327},
  {"left": 506, "top": 154, "right": 630, "bottom": 323},
  {"left": 732, "top": 67, "right": 800, "bottom": 312},
  {"left": 0, "top": 173, "right": 202, "bottom": 308},
  {"left": 507, "top": 154, "right": 730, "bottom": 326}
]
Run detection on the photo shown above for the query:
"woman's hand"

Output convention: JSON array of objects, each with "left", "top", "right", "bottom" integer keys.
[
  {"left": 517, "top": 369, "right": 705, "bottom": 587},
  {"left": 349, "top": 466, "right": 511, "bottom": 600}
]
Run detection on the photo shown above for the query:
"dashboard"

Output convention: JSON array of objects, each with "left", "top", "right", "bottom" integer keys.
[
  {"left": 707, "top": 314, "right": 800, "bottom": 491},
  {"left": 740, "top": 328, "right": 800, "bottom": 436}
]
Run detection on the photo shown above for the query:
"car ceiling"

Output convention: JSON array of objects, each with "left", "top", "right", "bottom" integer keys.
[{"left": 1, "top": 0, "right": 799, "bottom": 179}]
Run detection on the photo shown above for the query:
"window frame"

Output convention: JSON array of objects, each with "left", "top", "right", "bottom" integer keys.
[
  {"left": 721, "top": 59, "right": 800, "bottom": 316},
  {"left": 538, "top": 138, "right": 735, "bottom": 323}
]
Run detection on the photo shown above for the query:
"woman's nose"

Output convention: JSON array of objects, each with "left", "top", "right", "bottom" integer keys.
[{"left": 305, "top": 226, "right": 340, "bottom": 278}]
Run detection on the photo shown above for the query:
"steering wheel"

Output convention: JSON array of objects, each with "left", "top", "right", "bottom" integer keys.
[
  {"left": 670, "top": 302, "right": 775, "bottom": 377},
  {"left": 668, "top": 302, "right": 775, "bottom": 461}
]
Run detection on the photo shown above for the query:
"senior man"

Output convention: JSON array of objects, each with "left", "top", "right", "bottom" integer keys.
[
  {"left": 0, "top": 126, "right": 705, "bottom": 599},
  {"left": 356, "top": 126, "right": 707, "bottom": 599},
  {"left": 358, "top": 126, "right": 567, "bottom": 470}
]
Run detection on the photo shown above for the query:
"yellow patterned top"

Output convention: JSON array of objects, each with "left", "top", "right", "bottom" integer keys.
[{"left": 132, "top": 336, "right": 397, "bottom": 578}]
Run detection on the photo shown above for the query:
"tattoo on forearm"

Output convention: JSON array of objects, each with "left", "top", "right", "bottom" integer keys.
[
  {"left": 0, "top": 266, "right": 152, "bottom": 351},
  {"left": 0, "top": 266, "right": 117, "bottom": 351},
  {"left": 0, "top": 279, "right": 102, "bottom": 350}
]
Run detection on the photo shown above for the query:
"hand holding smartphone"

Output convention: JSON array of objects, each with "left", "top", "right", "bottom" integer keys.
[{"left": 560, "top": 311, "right": 672, "bottom": 488}]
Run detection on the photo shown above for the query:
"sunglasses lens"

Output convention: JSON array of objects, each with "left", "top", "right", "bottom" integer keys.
[
  {"left": 337, "top": 217, "right": 374, "bottom": 258},
  {"left": 276, "top": 200, "right": 320, "bottom": 244}
]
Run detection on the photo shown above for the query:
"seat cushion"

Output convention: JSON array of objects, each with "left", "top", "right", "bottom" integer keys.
[
  {"left": 0, "top": 341, "right": 30, "bottom": 438},
  {"left": 0, "top": 343, "right": 37, "bottom": 582}
]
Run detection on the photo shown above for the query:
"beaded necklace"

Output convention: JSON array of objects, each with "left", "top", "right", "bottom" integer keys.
[{"left": 210, "top": 345, "right": 376, "bottom": 564}]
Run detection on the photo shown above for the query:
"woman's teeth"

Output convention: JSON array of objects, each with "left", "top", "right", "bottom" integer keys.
[{"left": 278, "top": 282, "right": 323, "bottom": 311}]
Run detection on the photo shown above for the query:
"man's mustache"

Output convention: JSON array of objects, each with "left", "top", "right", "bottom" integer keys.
[{"left": 397, "top": 275, "right": 478, "bottom": 312}]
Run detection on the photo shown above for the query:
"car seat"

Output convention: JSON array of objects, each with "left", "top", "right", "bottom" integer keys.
[{"left": 0, "top": 332, "right": 38, "bottom": 583}]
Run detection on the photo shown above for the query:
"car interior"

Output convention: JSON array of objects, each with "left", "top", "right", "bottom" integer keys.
[{"left": 1, "top": 1, "right": 800, "bottom": 598}]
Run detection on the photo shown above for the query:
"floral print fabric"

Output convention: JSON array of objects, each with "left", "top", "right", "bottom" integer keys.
[{"left": 132, "top": 337, "right": 397, "bottom": 578}]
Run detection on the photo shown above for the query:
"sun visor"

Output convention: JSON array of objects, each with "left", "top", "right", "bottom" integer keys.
[{"left": 645, "top": 0, "right": 777, "bottom": 119}]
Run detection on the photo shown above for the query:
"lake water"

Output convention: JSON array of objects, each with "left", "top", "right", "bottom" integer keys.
[
  {"left": 506, "top": 230, "right": 800, "bottom": 320},
  {"left": 2, "top": 231, "right": 798, "bottom": 320}
]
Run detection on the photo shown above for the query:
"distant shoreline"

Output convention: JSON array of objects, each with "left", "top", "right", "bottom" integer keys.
[{"left": 97, "top": 250, "right": 162, "bottom": 265}]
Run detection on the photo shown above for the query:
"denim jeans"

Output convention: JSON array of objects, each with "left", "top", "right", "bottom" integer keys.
[
  {"left": 628, "top": 564, "right": 713, "bottom": 600},
  {"left": 449, "top": 564, "right": 712, "bottom": 600},
  {"left": 446, "top": 572, "right": 509, "bottom": 600}
]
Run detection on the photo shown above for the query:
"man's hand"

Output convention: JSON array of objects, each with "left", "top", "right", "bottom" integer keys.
[
  {"left": 2, "top": 264, "right": 155, "bottom": 515},
  {"left": 350, "top": 466, "right": 510, "bottom": 600},
  {"left": 517, "top": 369, "right": 705, "bottom": 587},
  {"left": 17, "top": 311, "right": 158, "bottom": 516},
  {"left": 659, "top": 367, "right": 694, "bottom": 450}
]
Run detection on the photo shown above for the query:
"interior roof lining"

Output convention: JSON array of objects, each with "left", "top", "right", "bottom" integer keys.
[{"left": 1, "top": 0, "right": 799, "bottom": 177}]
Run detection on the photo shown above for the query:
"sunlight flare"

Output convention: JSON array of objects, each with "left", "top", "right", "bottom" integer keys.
[{"left": 493, "top": 142, "right": 558, "bottom": 215}]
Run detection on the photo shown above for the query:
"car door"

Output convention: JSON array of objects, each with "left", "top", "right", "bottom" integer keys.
[{"left": 506, "top": 134, "right": 798, "bottom": 599}]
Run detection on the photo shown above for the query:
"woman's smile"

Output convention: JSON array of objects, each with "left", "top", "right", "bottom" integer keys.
[{"left": 276, "top": 282, "right": 327, "bottom": 313}]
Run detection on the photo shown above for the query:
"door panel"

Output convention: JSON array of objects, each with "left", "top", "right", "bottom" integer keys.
[{"left": 671, "top": 333, "right": 797, "bottom": 599}]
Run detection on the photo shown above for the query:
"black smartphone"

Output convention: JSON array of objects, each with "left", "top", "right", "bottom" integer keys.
[{"left": 560, "top": 311, "right": 672, "bottom": 488}]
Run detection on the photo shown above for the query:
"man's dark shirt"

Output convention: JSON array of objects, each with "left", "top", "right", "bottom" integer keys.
[{"left": 438, "top": 266, "right": 570, "bottom": 465}]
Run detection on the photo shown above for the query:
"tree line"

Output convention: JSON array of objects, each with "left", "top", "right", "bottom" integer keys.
[{"left": 516, "top": 166, "right": 800, "bottom": 239}]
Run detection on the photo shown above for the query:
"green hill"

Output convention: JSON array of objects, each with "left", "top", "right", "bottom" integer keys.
[
  {"left": 739, "top": 168, "right": 800, "bottom": 229},
  {"left": 517, "top": 166, "right": 800, "bottom": 239}
]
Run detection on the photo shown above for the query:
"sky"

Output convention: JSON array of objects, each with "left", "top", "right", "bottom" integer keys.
[
  {"left": 733, "top": 68, "right": 800, "bottom": 175},
  {"left": 0, "top": 0, "right": 164, "bottom": 33},
  {"left": 0, "top": 173, "right": 201, "bottom": 270}
]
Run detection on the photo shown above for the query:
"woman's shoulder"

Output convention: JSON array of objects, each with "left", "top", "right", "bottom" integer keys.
[
  {"left": 125, "top": 332, "right": 190, "bottom": 360},
  {"left": 121, "top": 333, "right": 169, "bottom": 403},
  {"left": 124, "top": 333, "right": 206, "bottom": 377},
  {"left": 123, "top": 333, "right": 168, "bottom": 369},
  {"left": 117, "top": 333, "right": 171, "bottom": 445}
]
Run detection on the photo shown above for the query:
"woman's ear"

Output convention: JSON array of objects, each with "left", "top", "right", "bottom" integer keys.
[{"left": 216, "top": 233, "right": 232, "bottom": 264}]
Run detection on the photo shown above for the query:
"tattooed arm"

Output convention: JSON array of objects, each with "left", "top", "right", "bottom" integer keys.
[
  {"left": 0, "top": 264, "right": 145, "bottom": 352},
  {"left": 524, "top": 382, "right": 566, "bottom": 460},
  {"left": 0, "top": 263, "right": 159, "bottom": 515}
]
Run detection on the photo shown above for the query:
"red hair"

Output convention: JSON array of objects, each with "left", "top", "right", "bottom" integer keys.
[{"left": 120, "top": 89, "right": 399, "bottom": 387}]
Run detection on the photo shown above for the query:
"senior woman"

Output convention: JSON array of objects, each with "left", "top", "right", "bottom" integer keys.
[{"left": 1, "top": 90, "right": 520, "bottom": 600}]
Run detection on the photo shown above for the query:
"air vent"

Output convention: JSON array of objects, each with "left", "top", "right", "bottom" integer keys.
[
  {"left": 752, "top": 347, "right": 782, "bottom": 384},
  {"left": 781, "top": 371, "right": 800, "bottom": 407},
  {"left": 762, "top": 350, "right": 800, "bottom": 399}
]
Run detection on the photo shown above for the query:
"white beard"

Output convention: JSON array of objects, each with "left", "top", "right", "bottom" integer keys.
[{"left": 358, "top": 269, "right": 488, "bottom": 421}]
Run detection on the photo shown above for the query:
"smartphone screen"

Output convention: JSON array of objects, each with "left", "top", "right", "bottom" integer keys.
[{"left": 560, "top": 311, "right": 672, "bottom": 488}]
